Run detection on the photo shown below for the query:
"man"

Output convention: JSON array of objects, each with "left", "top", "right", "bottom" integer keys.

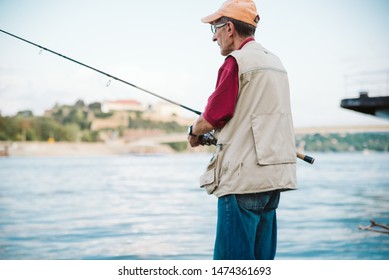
[{"left": 188, "top": 0, "right": 297, "bottom": 260}]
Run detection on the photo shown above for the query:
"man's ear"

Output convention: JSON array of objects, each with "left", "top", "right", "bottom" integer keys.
[
  {"left": 227, "top": 21, "right": 232, "bottom": 32},
  {"left": 226, "top": 21, "right": 234, "bottom": 35}
]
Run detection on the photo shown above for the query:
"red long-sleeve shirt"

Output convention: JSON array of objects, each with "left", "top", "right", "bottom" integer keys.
[{"left": 203, "top": 37, "right": 254, "bottom": 128}]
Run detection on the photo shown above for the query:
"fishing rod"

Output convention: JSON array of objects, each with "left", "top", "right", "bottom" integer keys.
[{"left": 0, "top": 28, "right": 315, "bottom": 164}]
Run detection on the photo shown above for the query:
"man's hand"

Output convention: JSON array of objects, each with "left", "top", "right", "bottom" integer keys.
[
  {"left": 187, "top": 115, "right": 216, "bottom": 148},
  {"left": 188, "top": 135, "right": 201, "bottom": 147}
]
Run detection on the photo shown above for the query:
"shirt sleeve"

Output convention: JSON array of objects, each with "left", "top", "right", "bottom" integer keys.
[{"left": 203, "top": 56, "right": 239, "bottom": 128}]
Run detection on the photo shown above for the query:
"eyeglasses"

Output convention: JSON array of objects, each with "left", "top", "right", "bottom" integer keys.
[{"left": 211, "top": 22, "right": 227, "bottom": 34}]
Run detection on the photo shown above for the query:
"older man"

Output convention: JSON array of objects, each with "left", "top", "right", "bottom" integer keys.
[{"left": 188, "top": 0, "right": 297, "bottom": 260}]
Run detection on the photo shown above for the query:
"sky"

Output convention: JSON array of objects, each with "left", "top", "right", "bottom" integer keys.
[{"left": 1, "top": 0, "right": 389, "bottom": 128}]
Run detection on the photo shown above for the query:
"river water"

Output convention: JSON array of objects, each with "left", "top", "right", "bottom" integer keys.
[{"left": 0, "top": 153, "right": 388, "bottom": 259}]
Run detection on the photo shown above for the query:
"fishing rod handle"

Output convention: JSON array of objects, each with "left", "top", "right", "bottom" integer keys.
[{"left": 296, "top": 152, "right": 315, "bottom": 164}]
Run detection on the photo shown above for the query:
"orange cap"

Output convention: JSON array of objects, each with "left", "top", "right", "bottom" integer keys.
[{"left": 201, "top": 0, "right": 260, "bottom": 27}]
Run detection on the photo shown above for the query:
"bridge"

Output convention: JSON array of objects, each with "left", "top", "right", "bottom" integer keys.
[{"left": 128, "top": 125, "right": 389, "bottom": 147}]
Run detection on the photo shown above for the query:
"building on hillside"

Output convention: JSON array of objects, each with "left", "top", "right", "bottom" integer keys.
[
  {"left": 143, "top": 102, "right": 195, "bottom": 126},
  {"left": 101, "top": 99, "right": 145, "bottom": 113},
  {"left": 95, "top": 99, "right": 195, "bottom": 129},
  {"left": 90, "top": 111, "right": 129, "bottom": 130}
]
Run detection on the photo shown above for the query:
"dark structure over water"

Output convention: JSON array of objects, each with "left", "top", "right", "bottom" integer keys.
[{"left": 341, "top": 92, "right": 389, "bottom": 119}]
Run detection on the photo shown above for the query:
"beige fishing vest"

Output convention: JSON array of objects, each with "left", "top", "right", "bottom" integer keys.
[{"left": 200, "top": 41, "right": 297, "bottom": 197}]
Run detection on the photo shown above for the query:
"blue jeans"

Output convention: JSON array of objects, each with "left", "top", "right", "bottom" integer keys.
[{"left": 213, "top": 191, "right": 280, "bottom": 260}]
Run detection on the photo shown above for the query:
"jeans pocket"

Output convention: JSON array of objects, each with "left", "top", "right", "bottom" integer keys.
[{"left": 236, "top": 191, "right": 280, "bottom": 211}]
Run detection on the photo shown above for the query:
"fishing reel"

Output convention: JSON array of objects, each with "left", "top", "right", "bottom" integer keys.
[
  {"left": 188, "top": 125, "right": 217, "bottom": 146},
  {"left": 199, "top": 132, "right": 217, "bottom": 146}
]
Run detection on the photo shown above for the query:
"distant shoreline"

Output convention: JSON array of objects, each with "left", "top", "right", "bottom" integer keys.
[
  {"left": 0, "top": 141, "right": 173, "bottom": 157},
  {"left": 0, "top": 141, "right": 211, "bottom": 157}
]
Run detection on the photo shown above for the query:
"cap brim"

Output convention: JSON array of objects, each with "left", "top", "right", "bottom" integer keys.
[{"left": 201, "top": 12, "right": 223, "bottom": 24}]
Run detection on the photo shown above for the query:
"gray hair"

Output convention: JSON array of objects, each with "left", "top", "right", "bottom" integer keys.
[{"left": 218, "top": 16, "right": 256, "bottom": 37}]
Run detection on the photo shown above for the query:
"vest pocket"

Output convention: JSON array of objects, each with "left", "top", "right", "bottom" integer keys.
[
  {"left": 199, "top": 169, "right": 216, "bottom": 194},
  {"left": 199, "top": 148, "right": 221, "bottom": 194},
  {"left": 251, "top": 113, "right": 296, "bottom": 165}
]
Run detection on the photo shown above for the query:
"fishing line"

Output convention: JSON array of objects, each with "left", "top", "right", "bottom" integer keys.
[{"left": 0, "top": 28, "right": 202, "bottom": 116}]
